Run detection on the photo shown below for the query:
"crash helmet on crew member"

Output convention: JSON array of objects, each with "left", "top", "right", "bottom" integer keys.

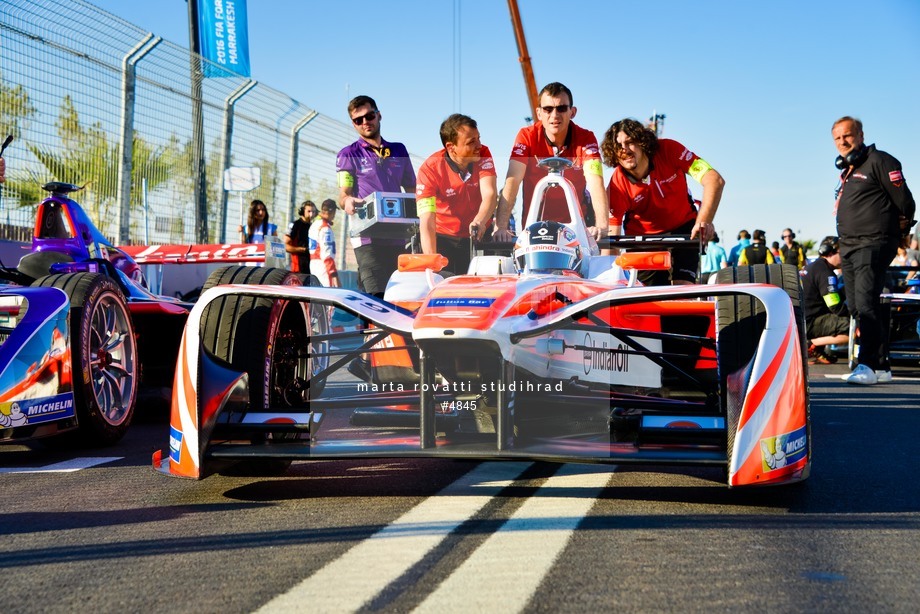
[{"left": 514, "top": 221, "right": 581, "bottom": 274}]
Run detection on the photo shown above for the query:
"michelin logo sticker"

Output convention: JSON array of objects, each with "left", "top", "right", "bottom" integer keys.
[
  {"left": 0, "top": 393, "right": 75, "bottom": 426},
  {"left": 760, "top": 425, "right": 808, "bottom": 472}
]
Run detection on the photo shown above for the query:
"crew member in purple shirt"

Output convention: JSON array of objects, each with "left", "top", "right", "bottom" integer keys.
[{"left": 337, "top": 95, "right": 416, "bottom": 297}]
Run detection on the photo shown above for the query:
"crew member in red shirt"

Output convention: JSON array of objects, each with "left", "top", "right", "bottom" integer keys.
[
  {"left": 493, "top": 82, "right": 608, "bottom": 241},
  {"left": 601, "top": 117, "right": 725, "bottom": 285},
  {"left": 416, "top": 114, "right": 497, "bottom": 275}
]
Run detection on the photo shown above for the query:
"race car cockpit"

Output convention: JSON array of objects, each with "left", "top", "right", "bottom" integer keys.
[{"left": 514, "top": 220, "right": 582, "bottom": 275}]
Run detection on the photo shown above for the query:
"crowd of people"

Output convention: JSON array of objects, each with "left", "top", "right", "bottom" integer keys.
[{"left": 232, "top": 90, "right": 914, "bottom": 387}]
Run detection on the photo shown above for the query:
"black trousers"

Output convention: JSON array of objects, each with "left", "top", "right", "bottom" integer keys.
[
  {"left": 435, "top": 234, "right": 473, "bottom": 276},
  {"left": 354, "top": 242, "right": 405, "bottom": 297},
  {"left": 840, "top": 242, "right": 897, "bottom": 370}
]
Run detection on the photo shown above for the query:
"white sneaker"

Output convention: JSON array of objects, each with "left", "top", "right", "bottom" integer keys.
[
  {"left": 875, "top": 370, "right": 893, "bottom": 383},
  {"left": 846, "top": 364, "right": 878, "bottom": 385}
]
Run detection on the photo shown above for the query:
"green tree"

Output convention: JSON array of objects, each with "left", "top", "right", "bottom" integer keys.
[
  {"left": 0, "top": 80, "right": 41, "bottom": 216},
  {"left": 0, "top": 81, "right": 36, "bottom": 140},
  {"left": 25, "top": 95, "right": 180, "bottom": 239}
]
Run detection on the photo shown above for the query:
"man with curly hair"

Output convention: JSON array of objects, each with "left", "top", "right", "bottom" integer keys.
[{"left": 601, "top": 118, "right": 725, "bottom": 285}]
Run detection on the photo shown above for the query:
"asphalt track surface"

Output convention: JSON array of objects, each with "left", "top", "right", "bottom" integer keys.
[{"left": 2, "top": 361, "right": 919, "bottom": 613}]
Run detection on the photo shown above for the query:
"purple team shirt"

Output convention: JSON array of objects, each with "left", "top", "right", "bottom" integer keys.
[
  {"left": 336, "top": 138, "right": 415, "bottom": 198},
  {"left": 336, "top": 138, "right": 416, "bottom": 246}
]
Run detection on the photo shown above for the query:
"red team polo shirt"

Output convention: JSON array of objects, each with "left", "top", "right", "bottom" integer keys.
[
  {"left": 510, "top": 121, "right": 601, "bottom": 224},
  {"left": 416, "top": 145, "right": 496, "bottom": 238},
  {"left": 607, "top": 139, "right": 702, "bottom": 235}
]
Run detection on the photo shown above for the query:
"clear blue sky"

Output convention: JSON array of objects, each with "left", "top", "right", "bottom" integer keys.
[{"left": 89, "top": 0, "right": 920, "bottom": 247}]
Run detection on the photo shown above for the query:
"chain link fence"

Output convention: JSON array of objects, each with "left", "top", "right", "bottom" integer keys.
[{"left": 0, "top": 0, "right": 422, "bottom": 267}]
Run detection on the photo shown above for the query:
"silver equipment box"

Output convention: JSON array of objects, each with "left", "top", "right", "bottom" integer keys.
[{"left": 348, "top": 192, "right": 418, "bottom": 238}]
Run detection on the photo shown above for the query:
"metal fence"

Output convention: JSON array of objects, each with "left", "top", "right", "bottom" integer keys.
[{"left": 0, "top": 0, "right": 422, "bottom": 257}]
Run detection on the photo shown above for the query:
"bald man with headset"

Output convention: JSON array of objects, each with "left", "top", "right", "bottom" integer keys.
[{"left": 832, "top": 116, "right": 915, "bottom": 384}]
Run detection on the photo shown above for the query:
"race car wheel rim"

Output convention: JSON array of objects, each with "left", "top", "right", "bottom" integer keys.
[
  {"left": 309, "top": 304, "right": 330, "bottom": 379},
  {"left": 88, "top": 292, "right": 136, "bottom": 426}
]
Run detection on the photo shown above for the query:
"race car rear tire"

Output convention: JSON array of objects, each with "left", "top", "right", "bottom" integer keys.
[
  {"left": 714, "top": 264, "right": 809, "bottom": 475},
  {"left": 34, "top": 273, "right": 138, "bottom": 446}
]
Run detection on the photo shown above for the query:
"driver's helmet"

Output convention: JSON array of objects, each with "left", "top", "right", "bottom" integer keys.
[{"left": 514, "top": 221, "right": 581, "bottom": 274}]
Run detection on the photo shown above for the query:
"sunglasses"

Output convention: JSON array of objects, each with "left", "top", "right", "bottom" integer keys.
[
  {"left": 541, "top": 104, "right": 570, "bottom": 114},
  {"left": 782, "top": 235, "right": 791, "bottom": 238},
  {"left": 352, "top": 110, "right": 378, "bottom": 125}
]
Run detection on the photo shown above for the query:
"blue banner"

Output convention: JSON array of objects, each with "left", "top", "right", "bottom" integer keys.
[{"left": 196, "top": 0, "right": 251, "bottom": 77}]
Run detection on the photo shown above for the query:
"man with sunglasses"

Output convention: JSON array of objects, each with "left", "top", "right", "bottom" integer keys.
[
  {"left": 336, "top": 95, "right": 416, "bottom": 297},
  {"left": 601, "top": 117, "right": 725, "bottom": 285},
  {"left": 493, "top": 82, "right": 608, "bottom": 242},
  {"left": 337, "top": 95, "right": 416, "bottom": 383},
  {"left": 779, "top": 227, "right": 805, "bottom": 270}
]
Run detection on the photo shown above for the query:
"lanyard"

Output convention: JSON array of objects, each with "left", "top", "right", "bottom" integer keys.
[{"left": 834, "top": 166, "right": 854, "bottom": 215}]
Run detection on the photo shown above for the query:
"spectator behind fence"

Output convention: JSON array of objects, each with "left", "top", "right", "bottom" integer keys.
[
  {"left": 239, "top": 199, "right": 278, "bottom": 244},
  {"left": 308, "top": 199, "right": 339, "bottom": 288},
  {"left": 284, "top": 200, "right": 317, "bottom": 273}
]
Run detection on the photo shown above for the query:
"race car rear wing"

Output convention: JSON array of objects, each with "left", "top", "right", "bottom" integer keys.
[
  {"left": 473, "top": 235, "right": 704, "bottom": 254},
  {"left": 598, "top": 234, "right": 704, "bottom": 253},
  {"left": 118, "top": 243, "right": 265, "bottom": 264}
]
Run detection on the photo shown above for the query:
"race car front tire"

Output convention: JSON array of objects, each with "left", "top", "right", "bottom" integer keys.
[
  {"left": 200, "top": 265, "right": 308, "bottom": 408},
  {"left": 34, "top": 273, "right": 138, "bottom": 446},
  {"left": 714, "top": 264, "right": 809, "bottom": 478},
  {"left": 199, "top": 266, "right": 308, "bottom": 475}
]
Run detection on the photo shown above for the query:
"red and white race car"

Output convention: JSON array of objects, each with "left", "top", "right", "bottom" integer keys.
[{"left": 156, "top": 158, "right": 810, "bottom": 487}]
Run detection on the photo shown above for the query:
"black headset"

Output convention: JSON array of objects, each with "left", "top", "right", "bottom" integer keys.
[
  {"left": 818, "top": 237, "right": 839, "bottom": 257},
  {"left": 784, "top": 230, "right": 796, "bottom": 240},
  {"left": 835, "top": 144, "right": 868, "bottom": 170}
]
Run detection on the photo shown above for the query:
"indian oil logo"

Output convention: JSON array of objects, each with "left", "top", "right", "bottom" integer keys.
[{"left": 582, "top": 333, "right": 630, "bottom": 374}]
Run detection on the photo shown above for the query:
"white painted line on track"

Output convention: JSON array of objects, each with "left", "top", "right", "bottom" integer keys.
[
  {"left": 413, "top": 463, "right": 613, "bottom": 614},
  {"left": 256, "top": 461, "right": 533, "bottom": 614},
  {"left": 0, "top": 457, "right": 123, "bottom": 474}
]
